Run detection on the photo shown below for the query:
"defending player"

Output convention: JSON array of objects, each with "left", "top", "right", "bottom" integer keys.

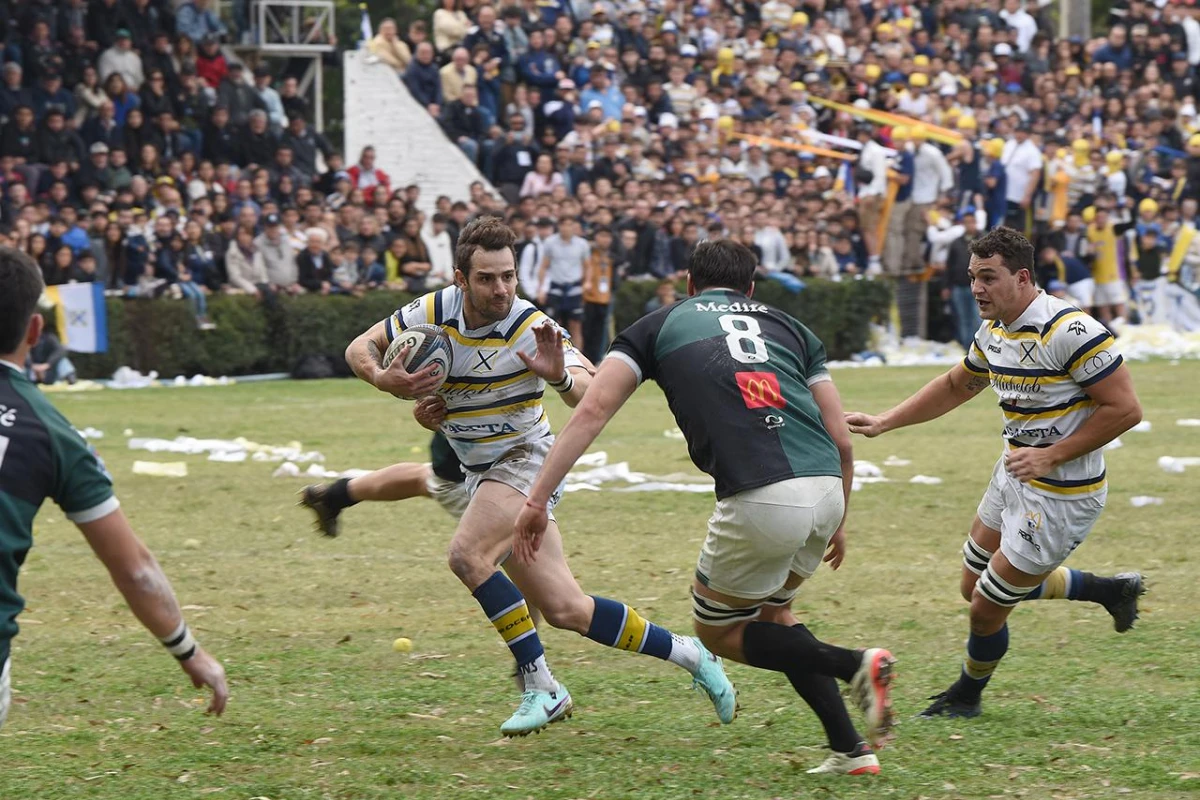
[
  {"left": 844, "top": 227, "right": 1145, "bottom": 719},
  {"left": 0, "top": 248, "right": 228, "bottom": 728},
  {"left": 299, "top": 432, "right": 469, "bottom": 537},
  {"left": 515, "top": 240, "right": 897, "bottom": 776},
  {"left": 345, "top": 218, "right": 735, "bottom": 737}
]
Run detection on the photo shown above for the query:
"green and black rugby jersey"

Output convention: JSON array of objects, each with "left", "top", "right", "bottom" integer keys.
[
  {"left": 0, "top": 362, "right": 118, "bottom": 666},
  {"left": 609, "top": 288, "right": 842, "bottom": 499}
]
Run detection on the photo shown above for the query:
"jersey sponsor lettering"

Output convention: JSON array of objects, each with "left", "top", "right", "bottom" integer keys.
[
  {"left": 736, "top": 371, "right": 786, "bottom": 409},
  {"left": 693, "top": 301, "right": 770, "bottom": 313}
]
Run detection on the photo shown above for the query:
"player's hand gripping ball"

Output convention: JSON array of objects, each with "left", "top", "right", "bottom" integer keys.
[{"left": 381, "top": 324, "right": 453, "bottom": 397}]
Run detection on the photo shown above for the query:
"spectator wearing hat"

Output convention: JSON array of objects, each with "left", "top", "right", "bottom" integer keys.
[
  {"left": 543, "top": 78, "right": 577, "bottom": 139},
  {"left": 195, "top": 35, "right": 229, "bottom": 90},
  {"left": 33, "top": 72, "right": 76, "bottom": 122},
  {"left": 253, "top": 67, "right": 286, "bottom": 132},
  {"left": 580, "top": 67, "right": 623, "bottom": 121},
  {"left": 79, "top": 142, "right": 114, "bottom": 191},
  {"left": 369, "top": 18, "right": 413, "bottom": 73},
  {"left": 256, "top": 212, "right": 300, "bottom": 293},
  {"left": 201, "top": 105, "right": 237, "bottom": 163},
  {"left": 1001, "top": 123, "right": 1043, "bottom": 236},
  {"left": 882, "top": 125, "right": 916, "bottom": 276},
  {"left": 98, "top": 28, "right": 145, "bottom": 90},
  {"left": 217, "top": 63, "right": 265, "bottom": 128},
  {"left": 405, "top": 42, "right": 444, "bottom": 111}
]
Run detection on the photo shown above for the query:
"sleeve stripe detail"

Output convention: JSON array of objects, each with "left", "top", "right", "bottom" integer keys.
[
  {"left": 1040, "top": 308, "right": 1085, "bottom": 339},
  {"left": 1065, "top": 333, "right": 1115, "bottom": 373},
  {"left": 423, "top": 292, "right": 436, "bottom": 325},
  {"left": 806, "top": 372, "right": 832, "bottom": 387},
  {"left": 607, "top": 351, "right": 644, "bottom": 384},
  {"left": 507, "top": 308, "right": 547, "bottom": 343},
  {"left": 1078, "top": 354, "right": 1124, "bottom": 387},
  {"left": 433, "top": 290, "right": 444, "bottom": 325},
  {"left": 66, "top": 496, "right": 120, "bottom": 524},
  {"left": 962, "top": 356, "right": 990, "bottom": 377}
]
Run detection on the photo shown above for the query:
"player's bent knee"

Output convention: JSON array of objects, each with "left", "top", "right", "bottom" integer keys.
[
  {"left": 446, "top": 540, "right": 490, "bottom": 587},
  {"left": 541, "top": 599, "right": 592, "bottom": 633}
]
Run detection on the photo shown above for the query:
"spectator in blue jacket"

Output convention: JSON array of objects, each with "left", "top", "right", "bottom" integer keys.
[
  {"left": 404, "top": 42, "right": 443, "bottom": 111},
  {"left": 1092, "top": 26, "right": 1133, "bottom": 70},
  {"left": 518, "top": 29, "right": 562, "bottom": 92},
  {"left": 176, "top": 0, "right": 228, "bottom": 44}
]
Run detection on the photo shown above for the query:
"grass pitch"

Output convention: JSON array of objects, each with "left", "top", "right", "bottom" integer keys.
[{"left": 2, "top": 363, "right": 1198, "bottom": 799}]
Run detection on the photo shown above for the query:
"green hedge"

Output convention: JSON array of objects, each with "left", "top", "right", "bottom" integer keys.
[{"left": 71, "top": 280, "right": 892, "bottom": 379}]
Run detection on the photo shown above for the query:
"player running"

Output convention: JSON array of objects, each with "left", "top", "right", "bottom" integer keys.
[
  {"left": 345, "top": 217, "right": 735, "bottom": 737},
  {"left": 0, "top": 248, "right": 228, "bottom": 729},
  {"left": 844, "top": 226, "right": 1145, "bottom": 719},
  {"left": 515, "top": 239, "right": 897, "bottom": 776}
]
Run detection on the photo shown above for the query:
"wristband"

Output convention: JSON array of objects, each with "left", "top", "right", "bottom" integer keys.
[
  {"left": 161, "top": 620, "right": 198, "bottom": 661},
  {"left": 549, "top": 371, "right": 574, "bottom": 393}
]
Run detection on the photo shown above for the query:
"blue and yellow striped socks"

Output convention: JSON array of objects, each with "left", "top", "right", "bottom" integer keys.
[
  {"left": 1022, "top": 567, "right": 1084, "bottom": 601},
  {"left": 959, "top": 624, "right": 1009, "bottom": 701},
  {"left": 585, "top": 596, "right": 702, "bottom": 673},
  {"left": 472, "top": 572, "right": 556, "bottom": 692}
]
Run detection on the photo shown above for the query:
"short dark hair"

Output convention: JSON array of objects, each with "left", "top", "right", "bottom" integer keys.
[
  {"left": 0, "top": 247, "right": 45, "bottom": 353},
  {"left": 688, "top": 239, "right": 757, "bottom": 294},
  {"left": 454, "top": 216, "right": 517, "bottom": 276},
  {"left": 968, "top": 226, "right": 1034, "bottom": 274}
]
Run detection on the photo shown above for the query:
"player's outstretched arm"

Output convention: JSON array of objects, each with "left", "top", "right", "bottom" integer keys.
[
  {"left": 76, "top": 509, "right": 229, "bottom": 715},
  {"left": 346, "top": 319, "right": 441, "bottom": 399},
  {"left": 1005, "top": 364, "right": 1142, "bottom": 482},
  {"left": 845, "top": 363, "right": 989, "bottom": 437},
  {"left": 811, "top": 379, "right": 854, "bottom": 570},
  {"left": 513, "top": 357, "right": 639, "bottom": 563}
]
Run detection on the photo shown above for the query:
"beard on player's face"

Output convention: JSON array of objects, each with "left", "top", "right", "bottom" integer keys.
[{"left": 457, "top": 259, "right": 516, "bottom": 323}]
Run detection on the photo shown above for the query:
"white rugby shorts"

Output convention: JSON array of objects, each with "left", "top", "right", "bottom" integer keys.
[
  {"left": 696, "top": 476, "right": 844, "bottom": 600},
  {"left": 977, "top": 456, "right": 1106, "bottom": 575},
  {"left": 464, "top": 436, "right": 564, "bottom": 513}
]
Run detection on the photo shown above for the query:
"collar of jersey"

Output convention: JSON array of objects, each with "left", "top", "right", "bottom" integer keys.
[
  {"left": 998, "top": 290, "right": 1046, "bottom": 331},
  {"left": 695, "top": 287, "right": 746, "bottom": 297}
]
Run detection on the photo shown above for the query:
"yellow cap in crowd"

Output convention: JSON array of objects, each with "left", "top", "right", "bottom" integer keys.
[
  {"left": 1082, "top": 206, "right": 1096, "bottom": 223},
  {"left": 1189, "top": 133, "right": 1200, "bottom": 148},
  {"left": 1072, "top": 138, "right": 1090, "bottom": 151},
  {"left": 909, "top": 73, "right": 929, "bottom": 88},
  {"left": 865, "top": 63, "right": 882, "bottom": 80},
  {"left": 792, "top": 11, "right": 809, "bottom": 26},
  {"left": 913, "top": 55, "right": 930, "bottom": 67},
  {"left": 1106, "top": 150, "right": 1124, "bottom": 165},
  {"left": 897, "top": 17, "right": 914, "bottom": 29},
  {"left": 1139, "top": 198, "right": 1159, "bottom": 215},
  {"left": 875, "top": 22, "right": 893, "bottom": 34},
  {"left": 956, "top": 115, "right": 977, "bottom": 130},
  {"left": 983, "top": 138, "right": 1004, "bottom": 158},
  {"left": 891, "top": 125, "right": 911, "bottom": 141}
]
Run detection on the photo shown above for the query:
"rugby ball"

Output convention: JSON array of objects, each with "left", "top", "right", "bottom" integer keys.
[{"left": 381, "top": 324, "right": 453, "bottom": 394}]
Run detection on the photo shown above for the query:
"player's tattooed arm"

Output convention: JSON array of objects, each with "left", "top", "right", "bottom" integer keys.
[
  {"left": 347, "top": 319, "right": 390, "bottom": 383},
  {"left": 964, "top": 374, "right": 991, "bottom": 393}
]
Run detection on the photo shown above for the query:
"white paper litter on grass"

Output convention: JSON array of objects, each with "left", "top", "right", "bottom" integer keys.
[
  {"left": 1130, "top": 496, "right": 1165, "bottom": 507},
  {"left": 883, "top": 456, "right": 911, "bottom": 466},
  {"left": 614, "top": 482, "right": 715, "bottom": 494},
  {"left": 129, "top": 436, "right": 324, "bottom": 464},
  {"left": 853, "top": 461, "right": 883, "bottom": 478},
  {"left": 1158, "top": 456, "right": 1200, "bottom": 473},
  {"left": 132, "top": 461, "right": 188, "bottom": 477},
  {"left": 1177, "top": 419, "right": 1200, "bottom": 427},
  {"left": 909, "top": 475, "right": 944, "bottom": 485},
  {"left": 573, "top": 452, "right": 608, "bottom": 468},
  {"left": 79, "top": 427, "right": 104, "bottom": 439},
  {"left": 208, "top": 450, "right": 247, "bottom": 463},
  {"left": 663, "top": 428, "right": 686, "bottom": 440},
  {"left": 1130, "top": 421, "right": 1152, "bottom": 433},
  {"left": 1103, "top": 438, "right": 1123, "bottom": 451},
  {"left": 563, "top": 483, "right": 602, "bottom": 493}
]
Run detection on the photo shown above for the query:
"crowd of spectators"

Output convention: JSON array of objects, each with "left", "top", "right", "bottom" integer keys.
[{"left": 6, "top": 0, "right": 1200, "bottom": 355}]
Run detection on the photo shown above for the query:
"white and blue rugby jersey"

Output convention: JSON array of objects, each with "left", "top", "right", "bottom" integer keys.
[
  {"left": 962, "top": 291, "right": 1123, "bottom": 499},
  {"left": 385, "top": 287, "right": 582, "bottom": 471}
]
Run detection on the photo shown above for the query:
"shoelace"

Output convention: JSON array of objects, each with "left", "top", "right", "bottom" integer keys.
[{"left": 513, "top": 689, "right": 542, "bottom": 716}]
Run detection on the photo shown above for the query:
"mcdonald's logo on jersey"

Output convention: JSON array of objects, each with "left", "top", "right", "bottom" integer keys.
[{"left": 736, "top": 371, "right": 786, "bottom": 409}]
